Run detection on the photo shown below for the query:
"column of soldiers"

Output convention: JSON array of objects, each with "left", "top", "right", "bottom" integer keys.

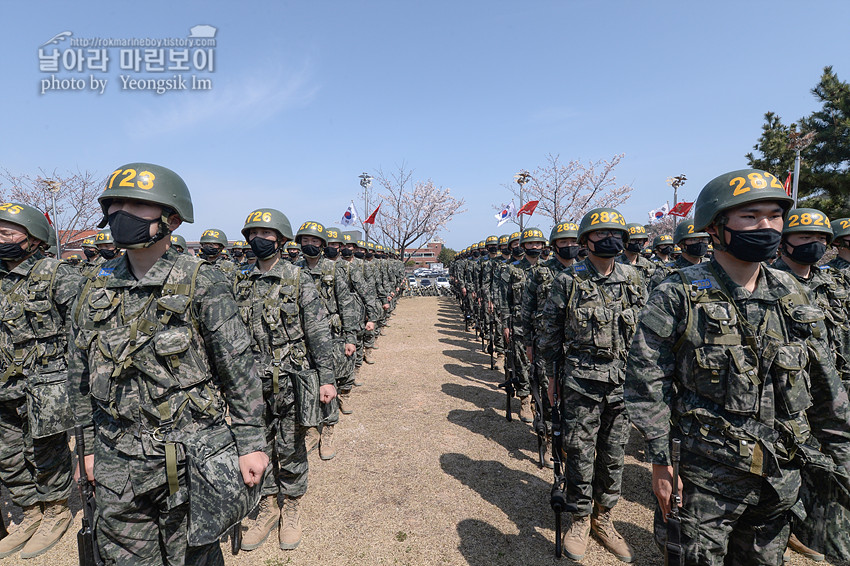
[
  {"left": 0, "top": 161, "right": 406, "bottom": 564},
  {"left": 451, "top": 168, "right": 850, "bottom": 565}
]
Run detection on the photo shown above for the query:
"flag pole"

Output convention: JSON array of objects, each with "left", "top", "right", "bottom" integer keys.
[{"left": 666, "top": 175, "right": 686, "bottom": 230}]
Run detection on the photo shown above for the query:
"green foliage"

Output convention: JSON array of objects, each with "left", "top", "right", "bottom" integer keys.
[
  {"left": 747, "top": 66, "right": 850, "bottom": 218},
  {"left": 438, "top": 246, "right": 456, "bottom": 265},
  {"left": 395, "top": 531, "right": 408, "bottom": 542}
]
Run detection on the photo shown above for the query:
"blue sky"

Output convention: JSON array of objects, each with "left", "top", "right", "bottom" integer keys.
[{"left": 2, "top": 1, "right": 847, "bottom": 250}]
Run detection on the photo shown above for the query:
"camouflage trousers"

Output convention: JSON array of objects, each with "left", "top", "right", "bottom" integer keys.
[
  {"left": 0, "top": 397, "right": 72, "bottom": 507},
  {"left": 322, "top": 339, "right": 354, "bottom": 427},
  {"left": 93, "top": 440, "right": 222, "bottom": 566},
  {"left": 260, "top": 380, "right": 308, "bottom": 499},
  {"left": 794, "top": 465, "right": 850, "bottom": 560},
  {"left": 507, "top": 334, "right": 531, "bottom": 397},
  {"left": 482, "top": 307, "right": 504, "bottom": 354},
  {"left": 560, "top": 384, "right": 628, "bottom": 515},
  {"left": 652, "top": 478, "right": 794, "bottom": 566},
  {"left": 355, "top": 329, "right": 368, "bottom": 369},
  {"left": 530, "top": 342, "right": 550, "bottom": 433}
]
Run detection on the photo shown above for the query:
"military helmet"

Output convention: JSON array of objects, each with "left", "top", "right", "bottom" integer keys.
[
  {"left": 295, "top": 220, "right": 327, "bottom": 245},
  {"left": 284, "top": 241, "right": 300, "bottom": 251},
  {"left": 508, "top": 231, "right": 521, "bottom": 245},
  {"left": 98, "top": 162, "right": 194, "bottom": 224},
  {"left": 625, "top": 223, "right": 648, "bottom": 242},
  {"left": 66, "top": 253, "right": 81, "bottom": 261},
  {"left": 550, "top": 221, "right": 579, "bottom": 243},
  {"left": 81, "top": 237, "right": 97, "bottom": 249},
  {"left": 485, "top": 235, "right": 499, "bottom": 246},
  {"left": 366, "top": 242, "right": 376, "bottom": 251},
  {"left": 652, "top": 234, "right": 673, "bottom": 249},
  {"left": 341, "top": 231, "right": 357, "bottom": 245},
  {"left": 356, "top": 239, "right": 367, "bottom": 249},
  {"left": 831, "top": 218, "right": 850, "bottom": 244},
  {"left": 577, "top": 208, "right": 629, "bottom": 243},
  {"left": 198, "top": 228, "right": 228, "bottom": 246},
  {"left": 95, "top": 229, "right": 114, "bottom": 245},
  {"left": 520, "top": 227, "right": 547, "bottom": 245},
  {"left": 241, "top": 208, "right": 294, "bottom": 241},
  {"left": 0, "top": 202, "right": 51, "bottom": 243},
  {"left": 325, "top": 226, "right": 344, "bottom": 244},
  {"left": 693, "top": 168, "right": 793, "bottom": 232},
  {"left": 498, "top": 234, "right": 510, "bottom": 246},
  {"left": 170, "top": 234, "right": 187, "bottom": 250},
  {"left": 47, "top": 229, "right": 57, "bottom": 248},
  {"left": 673, "top": 221, "right": 710, "bottom": 245},
  {"left": 782, "top": 208, "right": 833, "bottom": 244}
]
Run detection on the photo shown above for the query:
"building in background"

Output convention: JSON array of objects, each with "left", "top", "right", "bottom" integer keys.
[{"left": 404, "top": 239, "right": 443, "bottom": 270}]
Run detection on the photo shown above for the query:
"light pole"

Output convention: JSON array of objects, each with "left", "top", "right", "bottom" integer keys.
[
  {"left": 514, "top": 170, "right": 531, "bottom": 231},
  {"left": 47, "top": 179, "right": 62, "bottom": 258},
  {"left": 666, "top": 174, "right": 686, "bottom": 230},
  {"left": 359, "top": 172, "right": 373, "bottom": 242},
  {"left": 788, "top": 130, "right": 815, "bottom": 208}
]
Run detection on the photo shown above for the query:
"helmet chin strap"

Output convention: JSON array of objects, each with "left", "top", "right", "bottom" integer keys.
[{"left": 710, "top": 215, "right": 729, "bottom": 252}]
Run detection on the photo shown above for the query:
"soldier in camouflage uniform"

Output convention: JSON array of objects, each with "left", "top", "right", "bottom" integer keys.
[
  {"left": 650, "top": 234, "right": 673, "bottom": 263},
  {"left": 340, "top": 232, "right": 380, "bottom": 386},
  {"left": 361, "top": 241, "right": 387, "bottom": 363},
  {"left": 69, "top": 163, "right": 268, "bottom": 565},
  {"left": 80, "top": 236, "right": 99, "bottom": 270},
  {"left": 230, "top": 240, "right": 246, "bottom": 265},
  {"left": 0, "top": 203, "right": 80, "bottom": 559},
  {"left": 521, "top": 222, "right": 580, "bottom": 468},
  {"left": 487, "top": 235, "right": 513, "bottom": 360},
  {"left": 617, "top": 222, "right": 655, "bottom": 284},
  {"left": 625, "top": 169, "right": 850, "bottom": 565},
  {"left": 770, "top": 208, "right": 849, "bottom": 561},
  {"left": 232, "top": 208, "right": 336, "bottom": 552},
  {"left": 497, "top": 231, "right": 532, "bottom": 421},
  {"left": 169, "top": 234, "right": 187, "bottom": 254},
  {"left": 94, "top": 228, "right": 119, "bottom": 265},
  {"left": 478, "top": 236, "right": 501, "bottom": 366},
  {"left": 647, "top": 221, "right": 710, "bottom": 291},
  {"left": 283, "top": 241, "right": 300, "bottom": 263},
  {"left": 65, "top": 253, "right": 82, "bottom": 267},
  {"left": 294, "top": 221, "right": 357, "bottom": 461},
  {"left": 198, "top": 228, "right": 236, "bottom": 277},
  {"left": 540, "top": 209, "right": 643, "bottom": 562}
]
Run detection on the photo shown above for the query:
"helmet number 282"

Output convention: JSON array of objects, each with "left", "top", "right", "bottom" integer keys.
[{"left": 729, "top": 171, "right": 783, "bottom": 196}]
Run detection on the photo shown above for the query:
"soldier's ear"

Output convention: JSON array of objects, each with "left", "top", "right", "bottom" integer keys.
[{"left": 167, "top": 213, "right": 182, "bottom": 232}]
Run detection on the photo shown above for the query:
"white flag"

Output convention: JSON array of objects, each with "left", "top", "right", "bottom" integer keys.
[
  {"left": 340, "top": 201, "right": 359, "bottom": 226},
  {"left": 648, "top": 202, "right": 670, "bottom": 223},
  {"left": 494, "top": 201, "right": 517, "bottom": 227}
]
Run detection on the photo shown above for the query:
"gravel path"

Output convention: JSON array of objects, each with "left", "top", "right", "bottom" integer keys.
[{"left": 0, "top": 296, "right": 836, "bottom": 565}]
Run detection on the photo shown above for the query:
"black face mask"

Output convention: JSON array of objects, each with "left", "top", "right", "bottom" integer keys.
[
  {"left": 68, "top": 259, "right": 80, "bottom": 266},
  {"left": 657, "top": 245, "right": 673, "bottom": 256},
  {"left": 287, "top": 251, "right": 299, "bottom": 260},
  {"left": 590, "top": 236, "right": 624, "bottom": 258},
  {"left": 786, "top": 241, "right": 827, "bottom": 265},
  {"left": 341, "top": 248, "right": 354, "bottom": 258},
  {"left": 365, "top": 252, "right": 374, "bottom": 259},
  {"left": 556, "top": 245, "right": 580, "bottom": 260},
  {"left": 324, "top": 246, "right": 340, "bottom": 259},
  {"left": 0, "top": 240, "right": 28, "bottom": 261},
  {"left": 471, "top": 251, "right": 480, "bottom": 258},
  {"left": 486, "top": 245, "right": 498, "bottom": 254},
  {"left": 301, "top": 244, "right": 321, "bottom": 258},
  {"left": 108, "top": 210, "right": 156, "bottom": 247},
  {"left": 724, "top": 227, "right": 782, "bottom": 263},
  {"left": 626, "top": 241, "right": 644, "bottom": 253},
  {"left": 245, "top": 249, "right": 256, "bottom": 260},
  {"left": 524, "top": 248, "right": 542, "bottom": 258},
  {"left": 200, "top": 244, "right": 220, "bottom": 258},
  {"left": 99, "top": 248, "right": 117, "bottom": 260},
  {"left": 511, "top": 247, "right": 524, "bottom": 257},
  {"left": 354, "top": 251, "right": 365, "bottom": 259},
  {"left": 540, "top": 249, "right": 550, "bottom": 259},
  {"left": 249, "top": 237, "right": 278, "bottom": 260},
  {"left": 84, "top": 248, "right": 98, "bottom": 260},
  {"left": 578, "top": 248, "right": 588, "bottom": 259},
  {"left": 231, "top": 250, "right": 244, "bottom": 259},
  {"left": 684, "top": 242, "right": 709, "bottom": 258}
]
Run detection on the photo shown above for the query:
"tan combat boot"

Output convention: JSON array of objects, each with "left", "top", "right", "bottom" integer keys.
[
  {"left": 304, "top": 426, "right": 320, "bottom": 454},
  {"left": 787, "top": 533, "right": 824, "bottom": 561},
  {"left": 493, "top": 352, "right": 502, "bottom": 371},
  {"left": 562, "top": 514, "right": 591, "bottom": 560},
  {"left": 338, "top": 390, "right": 353, "bottom": 415},
  {"left": 353, "top": 367, "right": 364, "bottom": 387},
  {"left": 320, "top": 425, "right": 336, "bottom": 460},
  {"left": 20, "top": 500, "right": 71, "bottom": 559},
  {"left": 591, "top": 502, "right": 635, "bottom": 563},
  {"left": 0, "top": 504, "right": 42, "bottom": 558},
  {"left": 279, "top": 495, "right": 303, "bottom": 550},
  {"left": 364, "top": 347, "right": 375, "bottom": 364},
  {"left": 240, "top": 494, "right": 279, "bottom": 551},
  {"left": 519, "top": 395, "right": 533, "bottom": 423},
  {"left": 543, "top": 435, "right": 554, "bottom": 469}
]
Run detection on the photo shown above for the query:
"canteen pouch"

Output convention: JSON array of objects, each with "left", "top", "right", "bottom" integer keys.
[
  {"left": 292, "top": 368, "right": 320, "bottom": 427},
  {"left": 184, "top": 423, "right": 262, "bottom": 546},
  {"left": 26, "top": 370, "right": 73, "bottom": 438}
]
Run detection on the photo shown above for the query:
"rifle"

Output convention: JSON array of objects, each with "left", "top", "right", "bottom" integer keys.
[
  {"left": 528, "top": 352, "right": 547, "bottom": 468},
  {"left": 488, "top": 317, "right": 495, "bottom": 371},
  {"left": 497, "top": 329, "right": 519, "bottom": 421},
  {"left": 549, "top": 364, "right": 577, "bottom": 558},
  {"left": 230, "top": 522, "right": 242, "bottom": 555},
  {"left": 665, "top": 438, "right": 683, "bottom": 566},
  {"left": 75, "top": 426, "right": 103, "bottom": 566},
  {"left": 0, "top": 498, "right": 6, "bottom": 541}
]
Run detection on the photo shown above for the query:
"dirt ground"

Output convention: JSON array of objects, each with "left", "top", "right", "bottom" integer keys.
[{"left": 0, "top": 296, "right": 840, "bottom": 565}]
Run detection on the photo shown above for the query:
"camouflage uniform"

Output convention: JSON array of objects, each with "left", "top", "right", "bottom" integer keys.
[
  {"left": 500, "top": 257, "right": 533, "bottom": 398},
  {"left": 615, "top": 251, "right": 656, "bottom": 285},
  {"left": 233, "top": 258, "right": 334, "bottom": 499},
  {"left": 624, "top": 258, "right": 850, "bottom": 564},
  {"left": 647, "top": 255, "right": 705, "bottom": 291},
  {"left": 539, "top": 259, "right": 645, "bottom": 515},
  {"left": 0, "top": 254, "right": 79, "bottom": 508},
  {"left": 341, "top": 256, "right": 382, "bottom": 372},
  {"left": 69, "top": 247, "right": 266, "bottom": 565}
]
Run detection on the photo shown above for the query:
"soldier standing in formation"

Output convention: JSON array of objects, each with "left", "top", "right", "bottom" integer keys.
[{"left": 617, "top": 222, "right": 655, "bottom": 284}]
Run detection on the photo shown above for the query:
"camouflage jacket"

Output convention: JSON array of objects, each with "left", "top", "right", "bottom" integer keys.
[
  {"left": 499, "top": 258, "right": 534, "bottom": 333},
  {"left": 539, "top": 259, "right": 645, "bottom": 398},
  {"left": 624, "top": 258, "right": 850, "bottom": 504},
  {"left": 489, "top": 255, "right": 511, "bottom": 312},
  {"left": 648, "top": 255, "right": 705, "bottom": 291},
  {"left": 616, "top": 252, "right": 656, "bottom": 286},
  {"left": 827, "top": 255, "right": 850, "bottom": 274},
  {"left": 296, "top": 257, "right": 358, "bottom": 344},
  {"left": 0, "top": 254, "right": 80, "bottom": 437},
  {"left": 341, "top": 257, "right": 382, "bottom": 325},
  {"left": 210, "top": 255, "right": 237, "bottom": 277},
  {"left": 68, "top": 247, "right": 266, "bottom": 460},
  {"left": 80, "top": 256, "right": 104, "bottom": 278},
  {"left": 233, "top": 258, "right": 335, "bottom": 388},
  {"left": 520, "top": 257, "right": 571, "bottom": 343}
]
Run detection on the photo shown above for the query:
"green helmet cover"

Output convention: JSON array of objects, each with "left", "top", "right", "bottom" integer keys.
[
  {"left": 199, "top": 228, "right": 228, "bottom": 246},
  {"left": 693, "top": 168, "right": 793, "bottom": 232},
  {"left": 577, "top": 208, "right": 628, "bottom": 243},
  {"left": 98, "top": 162, "right": 194, "bottom": 223},
  {"left": 295, "top": 220, "right": 328, "bottom": 245},
  {"left": 673, "top": 221, "right": 710, "bottom": 245},
  {"left": 782, "top": 208, "right": 833, "bottom": 244},
  {"left": 550, "top": 221, "right": 579, "bottom": 243},
  {"left": 241, "top": 208, "right": 293, "bottom": 242},
  {"left": 0, "top": 202, "right": 51, "bottom": 243},
  {"left": 520, "top": 227, "right": 547, "bottom": 245}
]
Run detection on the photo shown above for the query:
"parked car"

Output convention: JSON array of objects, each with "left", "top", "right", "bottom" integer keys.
[
  {"left": 436, "top": 277, "right": 449, "bottom": 289},
  {"left": 420, "top": 278, "right": 433, "bottom": 287},
  {"left": 407, "top": 276, "right": 418, "bottom": 288}
]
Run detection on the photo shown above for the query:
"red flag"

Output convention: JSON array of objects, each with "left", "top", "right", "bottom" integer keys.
[
  {"left": 44, "top": 211, "right": 52, "bottom": 226},
  {"left": 363, "top": 203, "right": 381, "bottom": 225},
  {"left": 668, "top": 201, "right": 694, "bottom": 218},
  {"left": 517, "top": 200, "right": 539, "bottom": 216},
  {"left": 784, "top": 171, "right": 792, "bottom": 197}
]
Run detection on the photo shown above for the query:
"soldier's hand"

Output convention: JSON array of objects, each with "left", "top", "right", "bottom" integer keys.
[
  {"left": 239, "top": 451, "right": 269, "bottom": 487},
  {"left": 503, "top": 327, "right": 511, "bottom": 344},
  {"left": 319, "top": 384, "right": 337, "bottom": 404},
  {"left": 383, "top": 303, "right": 390, "bottom": 310},
  {"left": 488, "top": 301, "right": 493, "bottom": 313},
  {"left": 547, "top": 379, "right": 556, "bottom": 406},
  {"left": 74, "top": 454, "right": 96, "bottom": 484},
  {"left": 366, "top": 321, "right": 375, "bottom": 332},
  {"left": 526, "top": 345, "right": 533, "bottom": 363},
  {"left": 345, "top": 343, "right": 356, "bottom": 357},
  {"left": 652, "top": 463, "right": 683, "bottom": 521},
  {"left": 462, "top": 288, "right": 467, "bottom": 296}
]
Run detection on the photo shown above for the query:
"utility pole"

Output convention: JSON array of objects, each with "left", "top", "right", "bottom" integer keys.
[
  {"left": 47, "top": 179, "right": 62, "bottom": 257},
  {"left": 787, "top": 130, "right": 815, "bottom": 208},
  {"left": 514, "top": 170, "right": 531, "bottom": 232},
  {"left": 359, "top": 172, "right": 373, "bottom": 242},
  {"left": 666, "top": 174, "right": 686, "bottom": 230}
]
